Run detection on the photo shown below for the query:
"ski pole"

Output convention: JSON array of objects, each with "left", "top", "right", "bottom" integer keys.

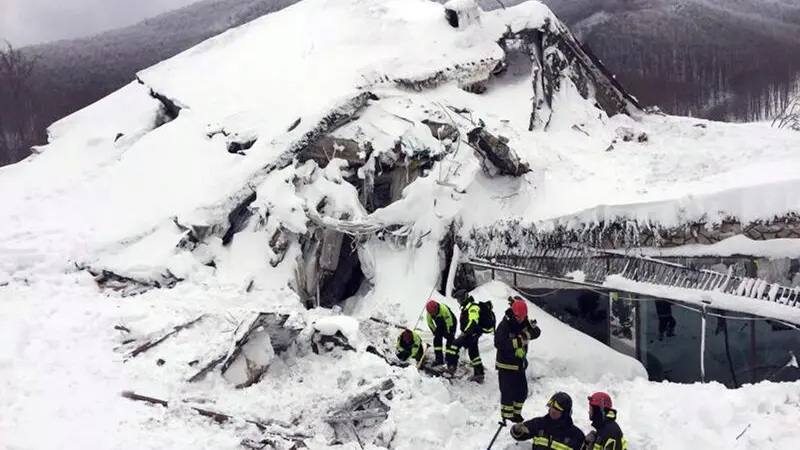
[{"left": 486, "top": 420, "right": 506, "bottom": 450}]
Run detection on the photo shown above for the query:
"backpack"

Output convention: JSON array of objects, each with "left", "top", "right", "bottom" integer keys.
[{"left": 478, "top": 301, "right": 496, "bottom": 333}]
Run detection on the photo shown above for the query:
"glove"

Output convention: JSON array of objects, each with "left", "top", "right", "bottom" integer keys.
[
  {"left": 585, "top": 431, "right": 597, "bottom": 445},
  {"left": 514, "top": 347, "right": 526, "bottom": 358},
  {"left": 510, "top": 423, "right": 529, "bottom": 439}
]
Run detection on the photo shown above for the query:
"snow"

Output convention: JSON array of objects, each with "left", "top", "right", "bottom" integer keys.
[
  {"left": 2, "top": 0, "right": 800, "bottom": 449},
  {"left": 3, "top": 277, "right": 800, "bottom": 450},
  {"left": 137, "top": 0, "right": 554, "bottom": 140},
  {"left": 612, "top": 234, "right": 800, "bottom": 258},
  {"left": 313, "top": 315, "right": 362, "bottom": 344},
  {"left": 471, "top": 281, "right": 648, "bottom": 383}
]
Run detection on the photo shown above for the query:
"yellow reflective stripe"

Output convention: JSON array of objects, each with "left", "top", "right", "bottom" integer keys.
[
  {"left": 433, "top": 346, "right": 443, "bottom": 351},
  {"left": 606, "top": 410, "right": 616, "bottom": 419},
  {"left": 621, "top": 437, "right": 628, "bottom": 450},
  {"left": 501, "top": 405, "right": 515, "bottom": 411},
  {"left": 470, "top": 357, "right": 482, "bottom": 366},
  {"left": 547, "top": 399, "right": 563, "bottom": 411},
  {"left": 483, "top": 326, "right": 494, "bottom": 333},
  {"left": 551, "top": 441, "right": 572, "bottom": 450},
  {"left": 532, "top": 437, "right": 549, "bottom": 446},
  {"left": 604, "top": 438, "right": 617, "bottom": 450},
  {"left": 593, "top": 444, "right": 602, "bottom": 450},
  {"left": 513, "top": 402, "right": 525, "bottom": 407},
  {"left": 512, "top": 338, "right": 519, "bottom": 349},
  {"left": 502, "top": 411, "right": 516, "bottom": 418},
  {"left": 445, "top": 348, "right": 458, "bottom": 355},
  {"left": 495, "top": 362, "right": 519, "bottom": 370},
  {"left": 465, "top": 303, "right": 480, "bottom": 331}
]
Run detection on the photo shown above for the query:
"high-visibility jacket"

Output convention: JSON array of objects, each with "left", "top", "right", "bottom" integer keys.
[
  {"left": 582, "top": 408, "right": 627, "bottom": 450},
  {"left": 395, "top": 330, "right": 423, "bottom": 363},
  {"left": 426, "top": 303, "right": 457, "bottom": 338},
  {"left": 495, "top": 308, "right": 540, "bottom": 371},
  {"left": 511, "top": 414, "right": 586, "bottom": 450}
]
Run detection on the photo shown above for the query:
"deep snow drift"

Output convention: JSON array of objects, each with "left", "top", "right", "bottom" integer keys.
[{"left": 2, "top": 0, "right": 800, "bottom": 449}]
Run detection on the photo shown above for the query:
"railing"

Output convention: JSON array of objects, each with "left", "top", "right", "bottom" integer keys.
[{"left": 462, "top": 243, "right": 800, "bottom": 310}]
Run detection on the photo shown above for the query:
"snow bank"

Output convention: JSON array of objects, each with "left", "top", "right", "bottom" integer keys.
[
  {"left": 313, "top": 315, "right": 361, "bottom": 345},
  {"left": 615, "top": 234, "right": 800, "bottom": 258},
  {"left": 137, "top": 0, "right": 554, "bottom": 140},
  {"left": 44, "top": 81, "right": 162, "bottom": 144},
  {"left": 453, "top": 102, "right": 800, "bottom": 230},
  {"left": 470, "top": 281, "right": 648, "bottom": 383}
]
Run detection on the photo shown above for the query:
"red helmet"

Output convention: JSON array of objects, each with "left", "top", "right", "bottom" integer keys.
[
  {"left": 401, "top": 329, "right": 414, "bottom": 343},
  {"left": 511, "top": 299, "right": 528, "bottom": 319},
  {"left": 426, "top": 300, "right": 439, "bottom": 315},
  {"left": 588, "top": 392, "right": 613, "bottom": 409}
]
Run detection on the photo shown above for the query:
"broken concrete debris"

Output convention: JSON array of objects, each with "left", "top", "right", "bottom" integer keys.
[
  {"left": 220, "top": 312, "right": 304, "bottom": 388},
  {"left": 324, "top": 378, "right": 394, "bottom": 447},
  {"left": 466, "top": 126, "right": 530, "bottom": 177}
]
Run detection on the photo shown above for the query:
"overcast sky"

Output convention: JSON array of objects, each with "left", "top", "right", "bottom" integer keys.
[{"left": 1, "top": 0, "right": 203, "bottom": 47}]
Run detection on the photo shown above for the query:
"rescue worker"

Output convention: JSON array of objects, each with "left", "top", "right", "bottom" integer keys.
[
  {"left": 582, "top": 392, "right": 627, "bottom": 450},
  {"left": 510, "top": 392, "right": 586, "bottom": 450},
  {"left": 452, "top": 289, "right": 494, "bottom": 383},
  {"left": 495, "top": 297, "right": 541, "bottom": 423},
  {"left": 395, "top": 328, "right": 425, "bottom": 367},
  {"left": 425, "top": 299, "right": 458, "bottom": 370}
]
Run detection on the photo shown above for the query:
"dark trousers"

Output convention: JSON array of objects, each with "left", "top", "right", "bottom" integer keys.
[
  {"left": 433, "top": 333, "right": 458, "bottom": 367},
  {"left": 457, "top": 333, "right": 485, "bottom": 375},
  {"left": 498, "top": 369, "right": 528, "bottom": 420}
]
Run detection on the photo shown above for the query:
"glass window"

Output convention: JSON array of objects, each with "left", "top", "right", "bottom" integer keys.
[
  {"left": 522, "top": 289, "right": 609, "bottom": 344},
  {"left": 609, "top": 292, "right": 637, "bottom": 360},
  {"left": 637, "top": 298, "right": 701, "bottom": 383},
  {"left": 702, "top": 310, "right": 752, "bottom": 388},
  {"left": 750, "top": 319, "right": 800, "bottom": 384}
]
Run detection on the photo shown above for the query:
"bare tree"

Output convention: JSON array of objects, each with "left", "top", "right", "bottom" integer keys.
[
  {"left": 0, "top": 41, "right": 40, "bottom": 166},
  {"left": 771, "top": 95, "right": 800, "bottom": 131}
]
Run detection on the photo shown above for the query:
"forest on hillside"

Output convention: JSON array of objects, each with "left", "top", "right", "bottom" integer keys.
[{"left": 2, "top": 0, "right": 800, "bottom": 167}]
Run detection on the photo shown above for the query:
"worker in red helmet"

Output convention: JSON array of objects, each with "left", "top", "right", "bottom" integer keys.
[
  {"left": 395, "top": 328, "right": 425, "bottom": 367},
  {"left": 494, "top": 296, "right": 541, "bottom": 423},
  {"left": 425, "top": 299, "right": 458, "bottom": 370},
  {"left": 582, "top": 392, "right": 627, "bottom": 450}
]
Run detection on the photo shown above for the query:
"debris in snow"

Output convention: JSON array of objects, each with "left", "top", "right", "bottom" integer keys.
[
  {"left": 310, "top": 316, "right": 360, "bottom": 354},
  {"left": 120, "top": 391, "right": 311, "bottom": 444},
  {"left": 325, "top": 378, "right": 394, "bottom": 447},
  {"left": 186, "top": 354, "right": 228, "bottom": 383},
  {"left": 443, "top": 0, "right": 482, "bottom": 29},
  {"left": 615, "top": 126, "right": 649, "bottom": 143},
  {"left": 421, "top": 119, "right": 459, "bottom": 142},
  {"left": 313, "top": 316, "right": 360, "bottom": 342},
  {"left": 298, "top": 136, "right": 372, "bottom": 168},
  {"left": 123, "top": 314, "right": 206, "bottom": 360},
  {"left": 220, "top": 312, "right": 305, "bottom": 388},
  {"left": 466, "top": 126, "right": 530, "bottom": 177},
  {"left": 86, "top": 267, "right": 182, "bottom": 297}
]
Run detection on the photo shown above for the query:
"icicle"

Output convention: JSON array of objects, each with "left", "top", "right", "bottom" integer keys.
[{"left": 445, "top": 242, "right": 462, "bottom": 301}]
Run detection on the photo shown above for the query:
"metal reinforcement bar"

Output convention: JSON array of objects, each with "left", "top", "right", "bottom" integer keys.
[{"left": 463, "top": 242, "right": 799, "bottom": 310}]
